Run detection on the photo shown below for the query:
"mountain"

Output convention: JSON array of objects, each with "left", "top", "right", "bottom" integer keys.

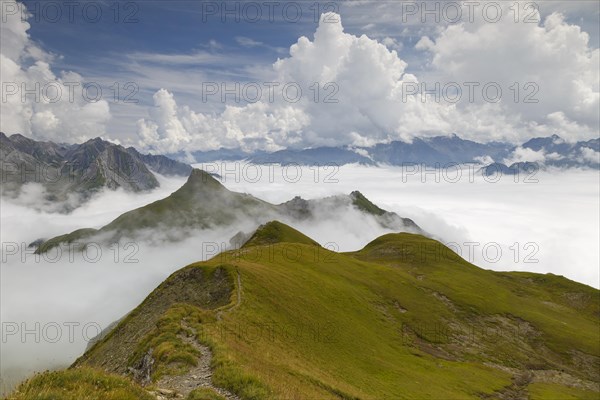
[
  {"left": 484, "top": 135, "right": 600, "bottom": 172},
  {"left": 126, "top": 147, "right": 193, "bottom": 177},
  {"left": 166, "top": 148, "right": 255, "bottom": 163},
  {"left": 242, "top": 220, "right": 321, "bottom": 247},
  {"left": 35, "top": 169, "right": 421, "bottom": 254},
  {"left": 367, "top": 134, "right": 511, "bottom": 166},
  {"left": 481, "top": 161, "right": 539, "bottom": 177},
  {"left": 522, "top": 134, "right": 573, "bottom": 154},
  {"left": 248, "top": 146, "right": 373, "bottom": 165},
  {"left": 170, "top": 134, "right": 509, "bottom": 166},
  {"left": 0, "top": 133, "right": 192, "bottom": 208},
  {"left": 170, "top": 133, "right": 599, "bottom": 170},
  {"left": 10, "top": 222, "right": 600, "bottom": 399},
  {"left": 521, "top": 134, "right": 600, "bottom": 168}
]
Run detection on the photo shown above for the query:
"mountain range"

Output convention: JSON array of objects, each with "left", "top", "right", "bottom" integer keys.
[
  {"left": 8, "top": 221, "right": 600, "bottom": 399},
  {"left": 0, "top": 133, "right": 192, "bottom": 209},
  {"left": 172, "top": 134, "right": 599, "bottom": 169},
  {"left": 2, "top": 133, "right": 597, "bottom": 211}
]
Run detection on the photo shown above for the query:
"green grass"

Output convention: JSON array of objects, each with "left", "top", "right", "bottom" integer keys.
[
  {"left": 17, "top": 222, "right": 600, "bottom": 399},
  {"left": 187, "top": 387, "right": 226, "bottom": 400},
  {"left": 350, "top": 191, "right": 386, "bottom": 216},
  {"left": 528, "top": 382, "right": 600, "bottom": 399},
  {"left": 243, "top": 221, "right": 321, "bottom": 248},
  {"left": 34, "top": 228, "right": 98, "bottom": 254},
  {"left": 5, "top": 368, "right": 154, "bottom": 400},
  {"left": 131, "top": 304, "right": 202, "bottom": 380},
  {"left": 76, "top": 266, "right": 233, "bottom": 375}
]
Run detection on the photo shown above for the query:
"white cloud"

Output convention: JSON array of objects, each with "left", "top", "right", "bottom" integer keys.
[
  {"left": 128, "top": 50, "right": 226, "bottom": 66},
  {"left": 417, "top": 3, "right": 599, "bottom": 141},
  {"left": 503, "top": 147, "right": 548, "bottom": 165},
  {"left": 474, "top": 155, "right": 494, "bottom": 165},
  {"left": 0, "top": 1, "right": 111, "bottom": 141},
  {"left": 136, "top": 88, "right": 309, "bottom": 153},
  {"left": 381, "top": 36, "right": 403, "bottom": 52},
  {"left": 135, "top": 9, "right": 599, "bottom": 153},
  {"left": 208, "top": 162, "right": 600, "bottom": 289},
  {"left": 579, "top": 147, "right": 600, "bottom": 165},
  {"left": 3, "top": 2, "right": 597, "bottom": 151},
  {"left": 235, "top": 36, "right": 263, "bottom": 48},
  {"left": 137, "top": 13, "right": 422, "bottom": 152}
]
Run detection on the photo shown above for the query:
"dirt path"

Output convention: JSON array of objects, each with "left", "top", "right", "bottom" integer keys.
[
  {"left": 151, "top": 270, "right": 243, "bottom": 399},
  {"left": 153, "top": 323, "right": 241, "bottom": 400}
]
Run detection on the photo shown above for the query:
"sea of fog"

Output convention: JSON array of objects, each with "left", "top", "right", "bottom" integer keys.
[
  {"left": 1, "top": 164, "right": 598, "bottom": 394},
  {"left": 195, "top": 162, "right": 599, "bottom": 287}
]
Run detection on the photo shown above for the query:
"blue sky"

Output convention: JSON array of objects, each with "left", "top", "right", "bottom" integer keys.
[{"left": 2, "top": 1, "right": 599, "bottom": 153}]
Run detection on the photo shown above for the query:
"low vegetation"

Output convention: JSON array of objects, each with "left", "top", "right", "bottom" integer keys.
[
  {"left": 6, "top": 368, "right": 154, "bottom": 400},
  {"left": 9, "top": 222, "right": 600, "bottom": 399}
]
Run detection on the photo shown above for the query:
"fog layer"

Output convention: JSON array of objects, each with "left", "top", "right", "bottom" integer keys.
[{"left": 1, "top": 164, "right": 598, "bottom": 394}]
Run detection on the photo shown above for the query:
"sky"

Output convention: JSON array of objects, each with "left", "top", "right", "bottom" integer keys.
[{"left": 1, "top": 0, "right": 599, "bottom": 153}]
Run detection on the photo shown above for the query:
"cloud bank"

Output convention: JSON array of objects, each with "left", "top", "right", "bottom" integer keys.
[{"left": 135, "top": 8, "right": 598, "bottom": 153}]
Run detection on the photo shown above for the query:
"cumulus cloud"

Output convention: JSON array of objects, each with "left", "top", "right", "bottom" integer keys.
[
  {"left": 417, "top": 3, "right": 599, "bottom": 141},
  {"left": 136, "top": 9, "right": 598, "bottom": 153},
  {"left": 0, "top": 1, "right": 111, "bottom": 141},
  {"left": 381, "top": 36, "right": 403, "bottom": 52},
  {"left": 137, "top": 88, "right": 310, "bottom": 153},
  {"left": 136, "top": 13, "right": 427, "bottom": 152}
]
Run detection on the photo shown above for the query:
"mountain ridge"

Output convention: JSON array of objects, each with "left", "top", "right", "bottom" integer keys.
[
  {"left": 35, "top": 168, "right": 422, "bottom": 254},
  {"left": 10, "top": 221, "right": 599, "bottom": 399},
  {"left": 169, "top": 133, "right": 599, "bottom": 170}
]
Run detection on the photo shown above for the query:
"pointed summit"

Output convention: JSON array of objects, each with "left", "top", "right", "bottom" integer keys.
[
  {"left": 173, "top": 169, "right": 224, "bottom": 197},
  {"left": 350, "top": 191, "right": 386, "bottom": 216},
  {"left": 243, "top": 221, "right": 320, "bottom": 248},
  {"left": 187, "top": 168, "right": 222, "bottom": 187}
]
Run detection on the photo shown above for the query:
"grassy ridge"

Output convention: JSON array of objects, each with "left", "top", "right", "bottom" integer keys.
[{"left": 10, "top": 222, "right": 600, "bottom": 399}]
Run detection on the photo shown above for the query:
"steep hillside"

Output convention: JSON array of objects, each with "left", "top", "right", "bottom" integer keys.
[{"left": 13, "top": 222, "right": 599, "bottom": 399}]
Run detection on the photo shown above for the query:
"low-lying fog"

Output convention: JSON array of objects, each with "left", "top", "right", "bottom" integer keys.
[
  {"left": 1, "top": 163, "right": 598, "bottom": 394},
  {"left": 198, "top": 163, "right": 598, "bottom": 288}
]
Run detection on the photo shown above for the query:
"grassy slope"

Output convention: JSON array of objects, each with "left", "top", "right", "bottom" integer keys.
[
  {"left": 242, "top": 220, "right": 321, "bottom": 247},
  {"left": 6, "top": 368, "right": 155, "bottom": 400},
  {"left": 13, "top": 223, "right": 600, "bottom": 399}
]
